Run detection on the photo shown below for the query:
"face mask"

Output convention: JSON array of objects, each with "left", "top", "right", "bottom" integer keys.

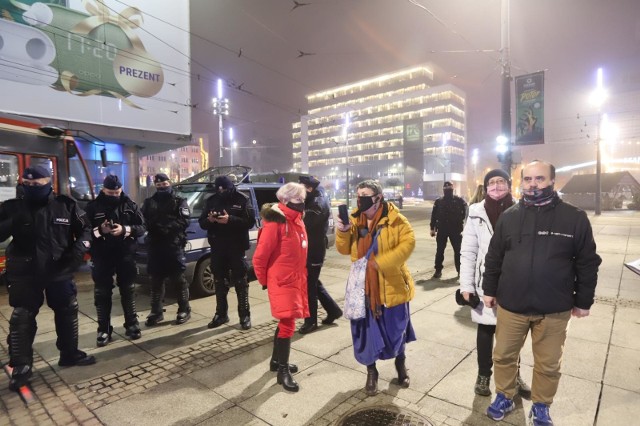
[
  {"left": 286, "top": 202, "right": 305, "bottom": 212},
  {"left": 156, "top": 186, "right": 172, "bottom": 196},
  {"left": 487, "top": 183, "right": 509, "bottom": 201},
  {"left": 523, "top": 185, "right": 555, "bottom": 204},
  {"left": 443, "top": 188, "right": 454, "bottom": 197},
  {"left": 357, "top": 195, "right": 377, "bottom": 213},
  {"left": 104, "top": 194, "right": 120, "bottom": 206},
  {"left": 23, "top": 184, "right": 51, "bottom": 202}
]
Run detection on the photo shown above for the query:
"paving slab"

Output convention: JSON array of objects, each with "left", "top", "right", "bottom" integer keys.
[{"left": 596, "top": 385, "right": 640, "bottom": 426}]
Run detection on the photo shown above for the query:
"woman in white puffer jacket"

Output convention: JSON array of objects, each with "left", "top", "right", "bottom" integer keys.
[{"left": 459, "top": 169, "right": 530, "bottom": 398}]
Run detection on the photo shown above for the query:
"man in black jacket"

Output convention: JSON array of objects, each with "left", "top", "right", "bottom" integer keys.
[
  {"left": 141, "top": 174, "right": 191, "bottom": 326},
  {"left": 482, "top": 161, "right": 601, "bottom": 425},
  {"left": 199, "top": 176, "right": 255, "bottom": 330},
  {"left": 298, "top": 176, "right": 342, "bottom": 334},
  {"left": 429, "top": 181, "right": 467, "bottom": 278},
  {"left": 0, "top": 166, "right": 95, "bottom": 391},
  {"left": 85, "top": 175, "right": 146, "bottom": 346}
]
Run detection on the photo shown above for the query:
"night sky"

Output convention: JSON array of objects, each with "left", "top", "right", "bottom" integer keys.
[{"left": 189, "top": 0, "right": 640, "bottom": 175}]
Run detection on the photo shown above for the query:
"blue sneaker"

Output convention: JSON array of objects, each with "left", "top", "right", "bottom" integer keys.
[
  {"left": 529, "top": 403, "right": 553, "bottom": 426},
  {"left": 486, "top": 392, "right": 515, "bottom": 421}
]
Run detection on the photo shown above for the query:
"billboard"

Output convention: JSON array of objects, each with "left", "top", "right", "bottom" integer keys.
[
  {"left": 402, "top": 118, "right": 423, "bottom": 197},
  {"left": 0, "top": 0, "right": 191, "bottom": 135},
  {"left": 515, "top": 71, "right": 544, "bottom": 145}
]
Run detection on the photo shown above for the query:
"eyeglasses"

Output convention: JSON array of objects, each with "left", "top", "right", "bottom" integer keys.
[{"left": 487, "top": 178, "right": 508, "bottom": 187}]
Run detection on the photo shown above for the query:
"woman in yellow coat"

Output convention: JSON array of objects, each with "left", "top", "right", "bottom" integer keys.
[{"left": 336, "top": 180, "right": 416, "bottom": 396}]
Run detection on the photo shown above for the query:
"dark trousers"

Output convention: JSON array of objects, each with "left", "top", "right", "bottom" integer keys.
[
  {"left": 434, "top": 231, "right": 462, "bottom": 272},
  {"left": 210, "top": 247, "right": 249, "bottom": 317},
  {"left": 305, "top": 263, "right": 340, "bottom": 324},
  {"left": 8, "top": 277, "right": 79, "bottom": 366},
  {"left": 92, "top": 257, "right": 138, "bottom": 331},
  {"left": 477, "top": 323, "right": 496, "bottom": 377}
]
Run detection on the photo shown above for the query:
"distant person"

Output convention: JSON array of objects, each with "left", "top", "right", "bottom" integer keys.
[
  {"left": 483, "top": 161, "right": 601, "bottom": 425},
  {"left": 85, "top": 175, "right": 146, "bottom": 347},
  {"left": 141, "top": 174, "right": 191, "bottom": 326},
  {"left": 429, "top": 181, "right": 467, "bottom": 278},
  {"left": 469, "top": 184, "right": 485, "bottom": 205},
  {"left": 252, "top": 183, "right": 309, "bottom": 392},
  {"left": 336, "top": 180, "right": 416, "bottom": 396},
  {"left": 459, "top": 169, "right": 530, "bottom": 398},
  {"left": 0, "top": 166, "right": 95, "bottom": 391},
  {"left": 297, "top": 176, "right": 342, "bottom": 334},
  {"left": 199, "top": 176, "right": 255, "bottom": 330},
  {"left": 396, "top": 193, "right": 403, "bottom": 209}
]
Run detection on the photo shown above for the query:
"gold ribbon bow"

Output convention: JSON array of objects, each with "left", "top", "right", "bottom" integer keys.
[{"left": 71, "top": 0, "right": 146, "bottom": 52}]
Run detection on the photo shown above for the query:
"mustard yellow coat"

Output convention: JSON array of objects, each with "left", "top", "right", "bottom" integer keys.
[{"left": 336, "top": 202, "right": 415, "bottom": 308}]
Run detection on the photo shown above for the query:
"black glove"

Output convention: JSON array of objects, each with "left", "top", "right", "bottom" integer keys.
[{"left": 455, "top": 289, "right": 481, "bottom": 309}]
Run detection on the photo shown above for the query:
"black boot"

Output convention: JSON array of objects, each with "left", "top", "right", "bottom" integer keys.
[
  {"left": 8, "top": 308, "right": 36, "bottom": 390},
  {"left": 55, "top": 299, "right": 96, "bottom": 367},
  {"left": 95, "top": 285, "right": 113, "bottom": 347},
  {"left": 474, "top": 374, "right": 491, "bottom": 396},
  {"left": 145, "top": 276, "right": 165, "bottom": 327},
  {"left": 120, "top": 283, "right": 141, "bottom": 339},
  {"left": 236, "top": 279, "right": 251, "bottom": 330},
  {"left": 208, "top": 279, "right": 229, "bottom": 328},
  {"left": 175, "top": 273, "right": 191, "bottom": 325},
  {"left": 276, "top": 337, "right": 299, "bottom": 392},
  {"left": 298, "top": 320, "right": 318, "bottom": 334},
  {"left": 395, "top": 354, "right": 410, "bottom": 388},
  {"left": 270, "top": 327, "right": 298, "bottom": 373},
  {"left": 365, "top": 364, "right": 379, "bottom": 396}
]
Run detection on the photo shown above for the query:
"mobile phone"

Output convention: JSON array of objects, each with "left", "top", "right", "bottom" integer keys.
[
  {"left": 108, "top": 219, "right": 114, "bottom": 228},
  {"left": 338, "top": 204, "right": 349, "bottom": 225}
]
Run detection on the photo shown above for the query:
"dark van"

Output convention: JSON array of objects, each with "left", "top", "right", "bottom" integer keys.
[{"left": 135, "top": 166, "right": 335, "bottom": 298}]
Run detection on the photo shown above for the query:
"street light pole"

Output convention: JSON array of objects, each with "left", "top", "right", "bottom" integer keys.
[
  {"left": 343, "top": 113, "right": 351, "bottom": 208},
  {"left": 229, "top": 127, "right": 234, "bottom": 166},
  {"left": 590, "top": 67, "right": 607, "bottom": 216},
  {"left": 212, "top": 79, "right": 229, "bottom": 166}
]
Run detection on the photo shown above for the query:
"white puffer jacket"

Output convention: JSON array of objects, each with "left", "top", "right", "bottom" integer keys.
[{"left": 459, "top": 200, "right": 497, "bottom": 325}]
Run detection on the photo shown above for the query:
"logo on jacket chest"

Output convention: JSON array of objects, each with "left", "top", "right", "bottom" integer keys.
[
  {"left": 537, "top": 230, "right": 573, "bottom": 238},
  {"left": 54, "top": 217, "right": 70, "bottom": 225}
]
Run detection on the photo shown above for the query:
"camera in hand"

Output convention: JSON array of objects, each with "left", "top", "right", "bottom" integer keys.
[
  {"left": 338, "top": 204, "right": 349, "bottom": 225},
  {"left": 455, "top": 289, "right": 481, "bottom": 309}
]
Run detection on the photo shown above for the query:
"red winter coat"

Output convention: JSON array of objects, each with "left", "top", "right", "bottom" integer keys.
[{"left": 252, "top": 203, "right": 309, "bottom": 320}]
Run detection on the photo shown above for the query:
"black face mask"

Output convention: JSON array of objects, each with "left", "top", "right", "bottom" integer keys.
[
  {"left": 357, "top": 195, "right": 377, "bottom": 213},
  {"left": 23, "top": 184, "right": 51, "bottom": 203},
  {"left": 443, "top": 188, "right": 454, "bottom": 198},
  {"left": 155, "top": 186, "right": 172, "bottom": 197},
  {"left": 103, "top": 194, "right": 120, "bottom": 206},
  {"left": 286, "top": 202, "right": 305, "bottom": 212}
]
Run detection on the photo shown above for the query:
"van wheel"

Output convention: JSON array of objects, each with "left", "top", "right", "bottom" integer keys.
[{"left": 192, "top": 259, "right": 216, "bottom": 298}]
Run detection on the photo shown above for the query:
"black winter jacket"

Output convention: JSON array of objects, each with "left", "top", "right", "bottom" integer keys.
[
  {"left": 482, "top": 196, "right": 601, "bottom": 314},
  {"left": 303, "top": 186, "right": 331, "bottom": 265},
  {"left": 0, "top": 192, "right": 91, "bottom": 281},
  {"left": 430, "top": 195, "right": 467, "bottom": 234},
  {"left": 85, "top": 192, "right": 146, "bottom": 259},
  {"left": 198, "top": 189, "right": 254, "bottom": 251},
  {"left": 141, "top": 192, "right": 190, "bottom": 248}
]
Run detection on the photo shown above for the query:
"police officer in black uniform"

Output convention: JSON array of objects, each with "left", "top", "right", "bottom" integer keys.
[
  {"left": 85, "top": 175, "right": 146, "bottom": 346},
  {"left": 0, "top": 166, "right": 95, "bottom": 391},
  {"left": 199, "top": 175, "right": 255, "bottom": 330},
  {"left": 298, "top": 176, "right": 342, "bottom": 334},
  {"left": 429, "top": 181, "right": 468, "bottom": 278},
  {"left": 141, "top": 173, "right": 191, "bottom": 326}
]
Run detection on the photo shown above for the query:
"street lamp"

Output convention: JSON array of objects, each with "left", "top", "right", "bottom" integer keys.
[
  {"left": 590, "top": 67, "right": 607, "bottom": 215},
  {"left": 228, "top": 127, "right": 235, "bottom": 166},
  {"left": 212, "top": 78, "right": 230, "bottom": 164},
  {"left": 471, "top": 148, "right": 479, "bottom": 184}
]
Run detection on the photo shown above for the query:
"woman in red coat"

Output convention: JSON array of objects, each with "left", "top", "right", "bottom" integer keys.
[{"left": 252, "top": 182, "right": 309, "bottom": 392}]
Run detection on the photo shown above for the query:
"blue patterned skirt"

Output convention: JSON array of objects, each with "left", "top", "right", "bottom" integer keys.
[{"left": 350, "top": 303, "right": 416, "bottom": 366}]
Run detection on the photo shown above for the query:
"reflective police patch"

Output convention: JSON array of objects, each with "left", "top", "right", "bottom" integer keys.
[
  {"left": 54, "top": 218, "right": 70, "bottom": 225},
  {"left": 180, "top": 207, "right": 190, "bottom": 217},
  {"left": 82, "top": 241, "right": 91, "bottom": 249}
]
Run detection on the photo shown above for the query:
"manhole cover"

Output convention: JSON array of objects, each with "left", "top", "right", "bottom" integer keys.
[{"left": 336, "top": 404, "right": 434, "bottom": 426}]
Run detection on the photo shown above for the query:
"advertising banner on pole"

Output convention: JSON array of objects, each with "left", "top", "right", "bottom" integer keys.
[
  {"left": 515, "top": 71, "right": 544, "bottom": 145},
  {"left": 0, "top": 0, "right": 191, "bottom": 135}
]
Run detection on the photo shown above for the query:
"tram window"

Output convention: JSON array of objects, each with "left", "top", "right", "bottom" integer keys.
[
  {"left": 69, "top": 154, "right": 93, "bottom": 201},
  {"left": 0, "top": 154, "right": 19, "bottom": 202}
]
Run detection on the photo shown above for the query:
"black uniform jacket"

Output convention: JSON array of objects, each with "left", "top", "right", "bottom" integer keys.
[
  {"left": 141, "top": 192, "right": 190, "bottom": 248},
  {"left": 0, "top": 192, "right": 91, "bottom": 281},
  {"left": 482, "top": 196, "right": 602, "bottom": 314},
  {"left": 430, "top": 195, "right": 467, "bottom": 234},
  {"left": 198, "top": 189, "right": 255, "bottom": 251},
  {"left": 85, "top": 192, "right": 146, "bottom": 259},
  {"left": 303, "top": 187, "right": 331, "bottom": 265}
]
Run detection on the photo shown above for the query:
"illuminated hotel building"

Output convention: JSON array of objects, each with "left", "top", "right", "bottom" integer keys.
[{"left": 292, "top": 66, "right": 467, "bottom": 199}]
